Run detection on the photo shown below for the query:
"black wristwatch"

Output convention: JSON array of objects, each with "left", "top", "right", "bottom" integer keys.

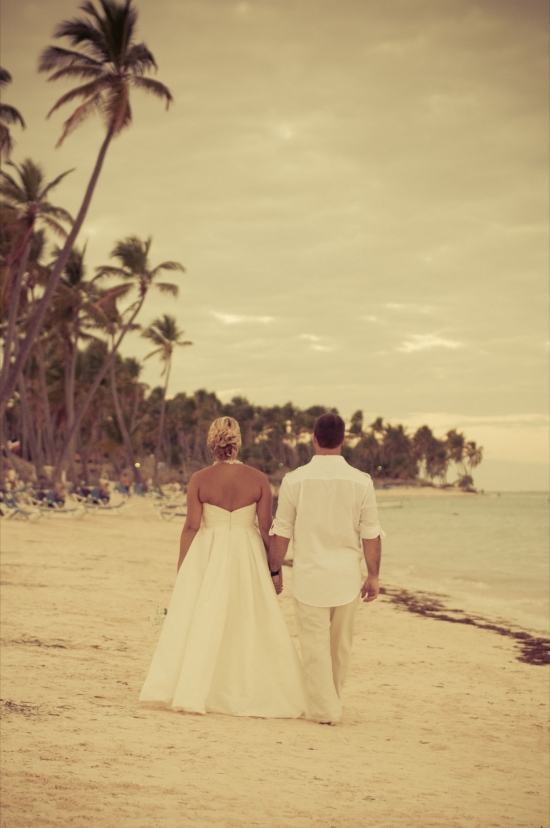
[{"left": 270, "top": 569, "right": 281, "bottom": 577}]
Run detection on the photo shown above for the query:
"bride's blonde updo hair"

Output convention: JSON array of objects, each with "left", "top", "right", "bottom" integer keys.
[{"left": 207, "top": 417, "right": 242, "bottom": 461}]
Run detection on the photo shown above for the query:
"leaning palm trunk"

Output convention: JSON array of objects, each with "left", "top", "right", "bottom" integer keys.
[
  {"left": 109, "top": 360, "right": 142, "bottom": 485},
  {"left": 52, "top": 296, "right": 143, "bottom": 481},
  {"left": 0, "top": 124, "right": 115, "bottom": 419}
]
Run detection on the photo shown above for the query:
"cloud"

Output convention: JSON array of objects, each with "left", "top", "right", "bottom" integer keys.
[
  {"left": 216, "top": 387, "right": 243, "bottom": 400},
  {"left": 404, "top": 412, "right": 550, "bottom": 429},
  {"left": 398, "top": 334, "right": 462, "bottom": 353},
  {"left": 299, "top": 334, "right": 333, "bottom": 352},
  {"left": 211, "top": 312, "right": 274, "bottom": 324},
  {"left": 385, "top": 304, "right": 436, "bottom": 314},
  {"left": 277, "top": 124, "right": 294, "bottom": 140}
]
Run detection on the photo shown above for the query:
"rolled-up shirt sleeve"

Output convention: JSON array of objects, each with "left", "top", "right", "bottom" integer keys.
[
  {"left": 269, "top": 476, "right": 296, "bottom": 539},
  {"left": 359, "top": 478, "right": 386, "bottom": 540}
]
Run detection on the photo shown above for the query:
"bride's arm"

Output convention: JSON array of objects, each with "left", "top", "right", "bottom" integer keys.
[
  {"left": 177, "top": 475, "right": 202, "bottom": 572},
  {"left": 256, "top": 475, "right": 273, "bottom": 553}
]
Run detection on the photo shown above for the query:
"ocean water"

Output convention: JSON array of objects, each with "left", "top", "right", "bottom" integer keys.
[{"left": 378, "top": 492, "right": 549, "bottom": 635}]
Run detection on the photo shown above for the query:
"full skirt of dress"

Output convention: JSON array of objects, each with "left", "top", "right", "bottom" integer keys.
[{"left": 139, "top": 503, "right": 308, "bottom": 718}]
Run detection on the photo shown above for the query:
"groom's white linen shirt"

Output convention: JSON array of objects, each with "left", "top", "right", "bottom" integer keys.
[{"left": 270, "top": 455, "right": 384, "bottom": 607}]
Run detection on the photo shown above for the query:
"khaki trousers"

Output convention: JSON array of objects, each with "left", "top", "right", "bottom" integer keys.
[{"left": 293, "top": 594, "right": 359, "bottom": 723}]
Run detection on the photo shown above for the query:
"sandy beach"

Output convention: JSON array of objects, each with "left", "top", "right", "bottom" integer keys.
[{"left": 1, "top": 498, "right": 548, "bottom": 828}]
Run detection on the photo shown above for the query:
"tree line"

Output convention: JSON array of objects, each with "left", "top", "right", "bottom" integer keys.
[{"left": 0, "top": 0, "right": 483, "bottom": 491}]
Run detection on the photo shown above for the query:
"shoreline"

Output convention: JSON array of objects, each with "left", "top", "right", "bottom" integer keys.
[{"left": 375, "top": 484, "right": 477, "bottom": 497}]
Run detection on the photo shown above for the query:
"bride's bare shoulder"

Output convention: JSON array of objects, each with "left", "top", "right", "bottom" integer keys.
[
  {"left": 187, "top": 467, "right": 212, "bottom": 486},
  {"left": 240, "top": 465, "right": 270, "bottom": 484}
]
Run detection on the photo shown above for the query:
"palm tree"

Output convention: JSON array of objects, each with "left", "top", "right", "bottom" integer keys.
[
  {"left": 413, "top": 425, "right": 435, "bottom": 481},
  {"left": 142, "top": 314, "right": 192, "bottom": 478},
  {"left": 0, "top": 159, "right": 73, "bottom": 392},
  {"left": 348, "top": 410, "right": 363, "bottom": 436},
  {"left": 351, "top": 430, "right": 380, "bottom": 476},
  {"left": 52, "top": 236, "right": 184, "bottom": 479},
  {"left": 0, "top": 0, "right": 173, "bottom": 419},
  {"left": 381, "top": 423, "right": 417, "bottom": 480},
  {"left": 91, "top": 299, "right": 144, "bottom": 484},
  {"left": 49, "top": 244, "right": 112, "bottom": 478},
  {"left": 108, "top": 354, "right": 145, "bottom": 481},
  {"left": 465, "top": 441, "right": 483, "bottom": 476},
  {"left": 0, "top": 68, "right": 25, "bottom": 157},
  {"left": 446, "top": 429, "right": 467, "bottom": 480}
]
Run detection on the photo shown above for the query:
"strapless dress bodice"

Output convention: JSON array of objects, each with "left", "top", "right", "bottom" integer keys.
[{"left": 202, "top": 503, "right": 257, "bottom": 529}]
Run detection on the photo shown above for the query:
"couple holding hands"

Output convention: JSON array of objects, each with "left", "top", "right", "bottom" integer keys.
[{"left": 140, "top": 413, "right": 383, "bottom": 725}]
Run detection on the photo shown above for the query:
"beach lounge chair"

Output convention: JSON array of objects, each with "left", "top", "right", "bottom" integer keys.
[{"left": 0, "top": 492, "right": 42, "bottom": 522}]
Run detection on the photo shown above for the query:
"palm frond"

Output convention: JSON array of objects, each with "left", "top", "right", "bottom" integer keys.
[
  {"left": 104, "top": 83, "right": 132, "bottom": 134},
  {"left": 38, "top": 167, "right": 75, "bottom": 200},
  {"left": 124, "top": 321, "right": 141, "bottom": 332},
  {"left": 109, "top": 236, "right": 149, "bottom": 272},
  {"left": 47, "top": 65, "right": 105, "bottom": 82},
  {"left": 53, "top": 17, "right": 110, "bottom": 63},
  {"left": 155, "top": 282, "right": 179, "bottom": 296},
  {"left": 150, "top": 260, "right": 185, "bottom": 275},
  {"left": 143, "top": 346, "right": 164, "bottom": 360},
  {"left": 0, "top": 67, "right": 13, "bottom": 87},
  {"left": 10, "top": 158, "right": 47, "bottom": 202},
  {"left": 97, "top": 282, "right": 134, "bottom": 304},
  {"left": 46, "top": 79, "right": 108, "bottom": 118},
  {"left": 76, "top": 0, "right": 138, "bottom": 68},
  {"left": 85, "top": 302, "right": 113, "bottom": 329},
  {"left": 40, "top": 216, "right": 69, "bottom": 237},
  {"left": 124, "top": 43, "right": 157, "bottom": 74},
  {"left": 0, "top": 176, "right": 26, "bottom": 203},
  {"left": 94, "top": 265, "right": 131, "bottom": 280},
  {"left": 0, "top": 123, "right": 14, "bottom": 156},
  {"left": 38, "top": 45, "right": 102, "bottom": 72},
  {"left": 0, "top": 168, "right": 24, "bottom": 189},
  {"left": 0, "top": 104, "right": 26, "bottom": 127},
  {"left": 39, "top": 203, "right": 74, "bottom": 224},
  {"left": 130, "top": 76, "right": 172, "bottom": 109},
  {"left": 142, "top": 327, "right": 169, "bottom": 345},
  {"left": 54, "top": 92, "right": 104, "bottom": 147}
]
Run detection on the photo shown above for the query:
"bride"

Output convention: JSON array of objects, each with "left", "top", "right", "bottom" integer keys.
[{"left": 139, "top": 417, "right": 308, "bottom": 718}]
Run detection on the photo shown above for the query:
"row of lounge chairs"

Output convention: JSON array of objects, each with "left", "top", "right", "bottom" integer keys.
[
  {"left": 0, "top": 480, "right": 190, "bottom": 523},
  {"left": 0, "top": 486, "right": 128, "bottom": 521}
]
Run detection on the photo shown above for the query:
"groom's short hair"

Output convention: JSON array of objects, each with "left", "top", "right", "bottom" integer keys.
[{"left": 314, "top": 413, "right": 345, "bottom": 449}]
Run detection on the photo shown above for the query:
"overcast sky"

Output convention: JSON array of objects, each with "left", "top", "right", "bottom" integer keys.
[{"left": 2, "top": 0, "right": 549, "bottom": 489}]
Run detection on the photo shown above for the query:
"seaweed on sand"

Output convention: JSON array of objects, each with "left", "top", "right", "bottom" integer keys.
[{"left": 379, "top": 586, "right": 550, "bottom": 667}]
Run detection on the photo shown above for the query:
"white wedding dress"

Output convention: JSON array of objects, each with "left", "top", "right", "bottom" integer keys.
[{"left": 139, "top": 503, "right": 308, "bottom": 718}]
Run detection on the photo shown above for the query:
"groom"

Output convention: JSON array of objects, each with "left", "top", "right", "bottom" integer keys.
[{"left": 269, "top": 413, "right": 383, "bottom": 724}]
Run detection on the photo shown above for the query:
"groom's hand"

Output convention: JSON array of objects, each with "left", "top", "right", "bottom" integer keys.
[
  {"left": 361, "top": 575, "right": 379, "bottom": 603},
  {"left": 271, "top": 571, "right": 283, "bottom": 595}
]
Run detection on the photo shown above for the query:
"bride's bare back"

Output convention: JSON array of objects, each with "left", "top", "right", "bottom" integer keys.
[
  {"left": 195, "top": 463, "right": 267, "bottom": 513},
  {"left": 178, "top": 463, "right": 274, "bottom": 572}
]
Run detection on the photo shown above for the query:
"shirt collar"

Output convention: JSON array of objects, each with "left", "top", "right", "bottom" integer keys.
[{"left": 311, "top": 454, "right": 345, "bottom": 460}]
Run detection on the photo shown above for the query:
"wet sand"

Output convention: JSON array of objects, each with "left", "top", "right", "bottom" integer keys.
[{"left": 1, "top": 500, "right": 548, "bottom": 828}]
